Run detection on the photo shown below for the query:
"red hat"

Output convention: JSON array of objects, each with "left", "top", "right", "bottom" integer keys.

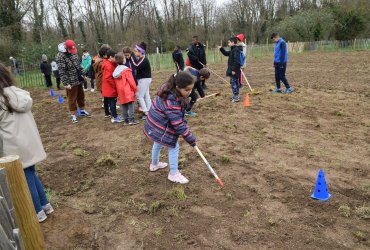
[
  {"left": 65, "top": 40, "right": 77, "bottom": 54},
  {"left": 236, "top": 34, "right": 245, "bottom": 42}
]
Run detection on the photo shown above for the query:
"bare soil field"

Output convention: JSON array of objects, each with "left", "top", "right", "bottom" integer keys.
[{"left": 29, "top": 51, "right": 369, "bottom": 249}]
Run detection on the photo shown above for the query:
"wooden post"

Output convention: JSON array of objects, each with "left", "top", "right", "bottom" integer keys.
[
  {"left": 0, "top": 155, "right": 45, "bottom": 250},
  {"left": 353, "top": 38, "right": 356, "bottom": 50}
]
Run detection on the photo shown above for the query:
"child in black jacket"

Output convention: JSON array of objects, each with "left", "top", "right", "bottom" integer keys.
[
  {"left": 172, "top": 46, "right": 185, "bottom": 73},
  {"left": 184, "top": 67, "right": 210, "bottom": 116},
  {"left": 219, "top": 37, "right": 242, "bottom": 102}
]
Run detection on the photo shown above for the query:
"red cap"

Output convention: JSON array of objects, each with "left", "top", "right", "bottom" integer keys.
[
  {"left": 65, "top": 40, "right": 77, "bottom": 54},
  {"left": 236, "top": 34, "right": 245, "bottom": 42}
]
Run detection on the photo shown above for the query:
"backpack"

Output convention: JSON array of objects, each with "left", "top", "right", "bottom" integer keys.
[{"left": 240, "top": 51, "right": 246, "bottom": 67}]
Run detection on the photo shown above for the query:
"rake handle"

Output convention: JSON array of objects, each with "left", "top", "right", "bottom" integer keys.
[
  {"left": 199, "top": 62, "right": 229, "bottom": 85},
  {"left": 194, "top": 146, "right": 224, "bottom": 188},
  {"left": 241, "top": 71, "right": 254, "bottom": 92}
]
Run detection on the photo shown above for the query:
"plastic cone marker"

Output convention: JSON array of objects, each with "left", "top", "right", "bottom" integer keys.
[
  {"left": 58, "top": 94, "right": 64, "bottom": 104},
  {"left": 50, "top": 88, "right": 55, "bottom": 97},
  {"left": 311, "top": 169, "right": 332, "bottom": 201},
  {"left": 244, "top": 94, "right": 250, "bottom": 107},
  {"left": 77, "top": 108, "right": 81, "bottom": 117}
]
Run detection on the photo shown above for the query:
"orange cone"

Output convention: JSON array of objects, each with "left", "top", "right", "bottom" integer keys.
[{"left": 243, "top": 94, "right": 250, "bottom": 107}]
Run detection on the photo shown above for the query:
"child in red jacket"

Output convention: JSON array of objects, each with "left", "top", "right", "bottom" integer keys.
[
  {"left": 102, "top": 49, "right": 121, "bottom": 123},
  {"left": 113, "top": 52, "right": 139, "bottom": 125}
]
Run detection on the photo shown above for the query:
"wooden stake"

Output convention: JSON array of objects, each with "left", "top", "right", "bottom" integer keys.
[{"left": 0, "top": 155, "right": 45, "bottom": 250}]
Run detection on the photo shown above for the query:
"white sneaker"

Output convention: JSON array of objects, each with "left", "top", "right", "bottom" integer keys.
[
  {"left": 149, "top": 162, "right": 168, "bottom": 172},
  {"left": 168, "top": 171, "right": 189, "bottom": 184},
  {"left": 37, "top": 210, "right": 47, "bottom": 222},
  {"left": 111, "top": 117, "right": 123, "bottom": 123},
  {"left": 42, "top": 203, "right": 54, "bottom": 215},
  {"left": 83, "top": 88, "right": 88, "bottom": 92},
  {"left": 91, "top": 88, "right": 95, "bottom": 92},
  {"left": 71, "top": 115, "right": 78, "bottom": 123}
]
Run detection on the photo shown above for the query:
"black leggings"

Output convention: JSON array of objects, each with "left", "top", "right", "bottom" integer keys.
[{"left": 104, "top": 97, "right": 117, "bottom": 118}]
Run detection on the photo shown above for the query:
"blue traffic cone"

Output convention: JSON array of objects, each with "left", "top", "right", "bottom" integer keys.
[
  {"left": 311, "top": 169, "right": 332, "bottom": 201},
  {"left": 58, "top": 94, "right": 64, "bottom": 104},
  {"left": 77, "top": 108, "right": 81, "bottom": 117},
  {"left": 50, "top": 88, "right": 55, "bottom": 97}
]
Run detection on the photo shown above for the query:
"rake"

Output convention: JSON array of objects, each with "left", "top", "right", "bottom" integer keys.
[{"left": 195, "top": 146, "right": 224, "bottom": 189}]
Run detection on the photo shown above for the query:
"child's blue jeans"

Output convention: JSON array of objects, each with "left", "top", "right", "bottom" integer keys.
[
  {"left": 24, "top": 165, "right": 49, "bottom": 213},
  {"left": 230, "top": 76, "right": 240, "bottom": 96},
  {"left": 151, "top": 142, "right": 179, "bottom": 174}
]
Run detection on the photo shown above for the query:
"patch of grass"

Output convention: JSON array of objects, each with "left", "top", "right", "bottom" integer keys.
[
  {"left": 45, "top": 188, "right": 56, "bottom": 202},
  {"left": 353, "top": 231, "right": 367, "bottom": 241},
  {"left": 154, "top": 227, "right": 163, "bottom": 236},
  {"left": 225, "top": 192, "right": 233, "bottom": 200},
  {"left": 73, "top": 148, "right": 89, "bottom": 157},
  {"left": 338, "top": 205, "right": 351, "bottom": 217},
  {"left": 168, "top": 206, "right": 179, "bottom": 217},
  {"left": 243, "top": 209, "right": 251, "bottom": 217},
  {"left": 268, "top": 218, "right": 278, "bottom": 226},
  {"left": 96, "top": 154, "right": 117, "bottom": 168},
  {"left": 148, "top": 201, "right": 162, "bottom": 215},
  {"left": 287, "top": 141, "right": 299, "bottom": 150},
  {"left": 178, "top": 157, "right": 187, "bottom": 168},
  {"left": 221, "top": 156, "right": 231, "bottom": 164},
  {"left": 234, "top": 147, "right": 242, "bottom": 153},
  {"left": 61, "top": 142, "right": 78, "bottom": 150},
  {"left": 167, "top": 186, "right": 188, "bottom": 201},
  {"left": 335, "top": 110, "right": 344, "bottom": 116},
  {"left": 355, "top": 206, "right": 370, "bottom": 219}
]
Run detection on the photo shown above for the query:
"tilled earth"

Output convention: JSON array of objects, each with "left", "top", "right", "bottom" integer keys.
[{"left": 29, "top": 51, "right": 369, "bottom": 249}]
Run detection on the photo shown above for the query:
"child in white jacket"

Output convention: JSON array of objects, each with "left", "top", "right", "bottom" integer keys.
[{"left": 0, "top": 63, "right": 54, "bottom": 222}]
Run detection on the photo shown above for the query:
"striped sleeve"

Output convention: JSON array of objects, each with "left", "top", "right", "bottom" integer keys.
[{"left": 164, "top": 100, "right": 196, "bottom": 146}]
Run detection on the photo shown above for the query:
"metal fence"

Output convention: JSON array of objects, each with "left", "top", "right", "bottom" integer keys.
[
  {"left": 13, "top": 38, "right": 370, "bottom": 88},
  {"left": 0, "top": 168, "right": 22, "bottom": 250}
]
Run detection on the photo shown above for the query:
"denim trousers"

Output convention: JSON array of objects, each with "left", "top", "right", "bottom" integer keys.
[
  {"left": 24, "top": 165, "right": 49, "bottom": 213},
  {"left": 151, "top": 142, "right": 179, "bottom": 174},
  {"left": 230, "top": 76, "right": 240, "bottom": 96}
]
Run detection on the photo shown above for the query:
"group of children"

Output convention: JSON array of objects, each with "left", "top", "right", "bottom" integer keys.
[
  {"left": 0, "top": 33, "right": 295, "bottom": 224},
  {"left": 91, "top": 42, "right": 152, "bottom": 124}
]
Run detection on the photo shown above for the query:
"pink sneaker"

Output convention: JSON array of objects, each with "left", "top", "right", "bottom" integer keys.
[
  {"left": 149, "top": 162, "right": 168, "bottom": 172},
  {"left": 168, "top": 171, "right": 189, "bottom": 184}
]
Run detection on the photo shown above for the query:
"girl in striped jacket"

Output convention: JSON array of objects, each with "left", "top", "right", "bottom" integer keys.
[{"left": 144, "top": 72, "right": 196, "bottom": 184}]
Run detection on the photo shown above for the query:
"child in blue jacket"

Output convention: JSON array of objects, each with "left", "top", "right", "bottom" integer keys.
[
  {"left": 271, "top": 32, "right": 294, "bottom": 94},
  {"left": 144, "top": 72, "right": 196, "bottom": 184}
]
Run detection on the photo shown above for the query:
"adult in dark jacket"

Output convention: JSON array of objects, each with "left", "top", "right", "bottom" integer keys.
[
  {"left": 219, "top": 37, "right": 242, "bottom": 102},
  {"left": 40, "top": 54, "right": 52, "bottom": 88},
  {"left": 187, "top": 36, "right": 207, "bottom": 70},
  {"left": 271, "top": 32, "right": 294, "bottom": 94},
  {"left": 56, "top": 40, "right": 91, "bottom": 123},
  {"left": 172, "top": 46, "right": 184, "bottom": 73},
  {"left": 51, "top": 61, "right": 61, "bottom": 90},
  {"left": 187, "top": 36, "right": 207, "bottom": 89}
]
